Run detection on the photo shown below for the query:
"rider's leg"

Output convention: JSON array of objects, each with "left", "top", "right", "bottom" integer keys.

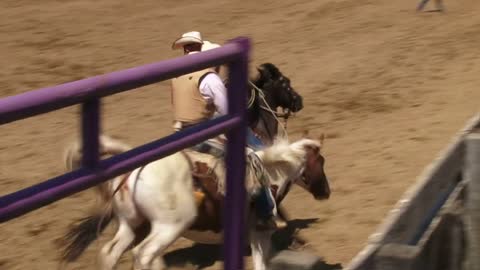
[
  {"left": 173, "top": 121, "right": 220, "bottom": 155},
  {"left": 246, "top": 128, "right": 264, "bottom": 150},
  {"left": 254, "top": 186, "right": 275, "bottom": 219},
  {"left": 247, "top": 128, "right": 287, "bottom": 230},
  {"left": 254, "top": 186, "right": 287, "bottom": 230}
]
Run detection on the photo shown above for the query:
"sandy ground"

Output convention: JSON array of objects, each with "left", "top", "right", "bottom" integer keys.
[{"left": 1, "top": 0, "right": 479, "bottom": 269}]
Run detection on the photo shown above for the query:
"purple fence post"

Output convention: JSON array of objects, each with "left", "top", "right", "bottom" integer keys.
[
  {"left": 223, "top": 37, "right": 250, "bottom": 270},
  {"left": 81, "top": 98, "right": 100, "bottom": 168}
]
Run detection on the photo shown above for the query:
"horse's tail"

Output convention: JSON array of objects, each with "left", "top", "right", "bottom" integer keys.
[
  {"left": 63, "top": 134, "right": 132, "bottom": 203},
  {"left": 59, "top": 134, "right": 132, "bottom": 263},
  {"left": 60, "top": 206, "right": 113, "bottom": 263},
  {"left": 63, "top": 134, "right": 132, "bottom": 171}
]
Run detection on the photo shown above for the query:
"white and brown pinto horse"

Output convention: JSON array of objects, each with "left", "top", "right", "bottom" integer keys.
[{"left": 59, "top": 134, "right": 330, "bottom": 270}]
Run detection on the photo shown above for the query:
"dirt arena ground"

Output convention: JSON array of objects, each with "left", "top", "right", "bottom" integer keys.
[{"left": 1, "top": 0, "right": 479, "bottom": 269}]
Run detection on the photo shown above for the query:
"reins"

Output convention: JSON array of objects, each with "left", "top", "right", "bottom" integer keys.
[{"left": 248, "top": 80, "right": 291, "bottom": 140}]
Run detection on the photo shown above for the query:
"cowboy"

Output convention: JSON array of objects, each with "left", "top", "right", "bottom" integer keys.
[
  {"left": 171, "top": 31, "right": 286, "bottom": 230},
  {"left": 170, "top": 32, "right": 226, "bottom": 131}
]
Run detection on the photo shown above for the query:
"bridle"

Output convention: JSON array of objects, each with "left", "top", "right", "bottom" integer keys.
[{"left": 296, "top": 166, "right": 311, "bottom": 190}]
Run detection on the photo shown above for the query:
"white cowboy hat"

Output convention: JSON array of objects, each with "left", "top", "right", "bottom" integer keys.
[
  {"left": 201, "top": 41, "right": 221, "bottom": 51},
  {"left": 171, "top": 31, "right": 204, "bottom": 50},
  {"left": 185, "top": 41, "right": 222, "bottom": 55}
]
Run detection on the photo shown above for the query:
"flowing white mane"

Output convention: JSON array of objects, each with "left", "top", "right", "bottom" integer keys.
[{"left": 258, "top": 137, "right": 322, "bottom": 167}]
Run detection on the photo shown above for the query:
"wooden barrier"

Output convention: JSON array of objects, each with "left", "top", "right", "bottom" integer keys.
[
  {"left": 374, "top": 180, "right": 465, "bottom": 270},
  {"left": 465, "top": 131, "right": 480, "bottom": 270},
  {"left": 344, "top": 113, "right": 480, "bottom": 270}
]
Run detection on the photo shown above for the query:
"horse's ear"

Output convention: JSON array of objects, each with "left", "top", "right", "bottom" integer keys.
[
  {"left": 318, "top": 133, "right": 325, "bottom": 147},
  {"left": 257, "top": 67, "right": 271, "bottom": 80}
]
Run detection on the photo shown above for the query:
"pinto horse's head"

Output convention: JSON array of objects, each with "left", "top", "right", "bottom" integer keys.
[{"left": 295, "top": 133, "right": 330, "bottom": 200}]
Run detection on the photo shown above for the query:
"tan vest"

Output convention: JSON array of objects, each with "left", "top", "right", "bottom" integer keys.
[{"left": 171, "top": 68, "right": 217, "bottom": 124}]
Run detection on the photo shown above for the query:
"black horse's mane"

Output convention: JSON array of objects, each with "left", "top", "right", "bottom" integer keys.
[
  {"left": 254, "top": 63, "right": 285, "bottom": 84},
  {"left": 258, "top": 63, "right": 282, "bottom": 79}
]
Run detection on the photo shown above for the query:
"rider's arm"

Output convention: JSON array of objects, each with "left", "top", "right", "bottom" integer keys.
[{"left": 199, "top": 73, "right": 228, "bottom": 116}]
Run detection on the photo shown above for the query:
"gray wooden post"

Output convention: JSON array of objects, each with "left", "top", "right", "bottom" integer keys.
[{"left": 465, "top": 132, "right": 480, "bottom": 270}]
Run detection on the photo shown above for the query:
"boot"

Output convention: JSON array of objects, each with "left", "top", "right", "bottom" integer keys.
[{"left": 254, "top": 187, "right": 287, "bottom": 231}]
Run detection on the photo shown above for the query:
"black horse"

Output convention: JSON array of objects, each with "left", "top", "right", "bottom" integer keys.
[
  {"left": 244, "top": 63, "right": 310, "bottom": 249},
  {"left": 246, "top": 63, "right": 303, "bottom": 145}
]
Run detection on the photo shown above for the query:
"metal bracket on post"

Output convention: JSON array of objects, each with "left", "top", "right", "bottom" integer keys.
[
  {"left": 81, "top": 98, "right": 100, "bottom": 169},
  {"left": 465, "top": 131, "right": 480, "bottom": 270}
]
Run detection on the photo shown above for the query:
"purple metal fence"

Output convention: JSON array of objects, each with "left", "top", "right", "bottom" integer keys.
[{"left": 0, "top": 37, "right": 250, "bottom": 270}]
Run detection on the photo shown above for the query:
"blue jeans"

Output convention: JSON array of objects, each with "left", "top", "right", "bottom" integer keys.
[{"left": 246, "top": 128, "right": 264, "bottom": 150}]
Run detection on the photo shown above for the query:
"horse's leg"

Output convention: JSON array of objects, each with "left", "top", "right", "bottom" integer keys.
[
  {"left": 250, "top": 225, "right": 274, "bottom": 270},
  {"left": 131, "top": 228, "right": 164, "bottom": 270},
  {"left": 130, "top": 181, "right": 196, "bottom": 269},
  {"left": 132, "top": 221, "right": 192, "bottom": 270},
  {"left": 129, "top": 153, "right": 196, "bottom": 270},
  {"left": 98, "top": 217, "right": 136, "bottom": 270},
  {"left": 276, "top": 206, "right": 308, "bottom": 249},
  {"left": 97, "top": 172, "right": 144, "bottom": 270}
]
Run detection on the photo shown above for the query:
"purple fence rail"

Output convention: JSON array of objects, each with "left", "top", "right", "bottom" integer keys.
[{"left": 0, "top": 37, "right": 250, "bottom": 270}]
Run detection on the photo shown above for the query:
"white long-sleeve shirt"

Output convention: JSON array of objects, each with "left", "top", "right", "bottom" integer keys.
[{"left": 198, "top": 73, "right": 228, "bottom": 117}]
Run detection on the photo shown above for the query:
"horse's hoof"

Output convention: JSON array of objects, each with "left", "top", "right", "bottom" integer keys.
[{"left": 255, "top": 216, "right": 288, "bottom": 231}]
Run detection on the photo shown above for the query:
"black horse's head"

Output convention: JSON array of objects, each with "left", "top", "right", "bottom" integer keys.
[
  {"left": 256, "top": 63, "right": 303, "bottom": 113},
  {"left": 247, "top": 63, "right": 304, "bottom": 144}
]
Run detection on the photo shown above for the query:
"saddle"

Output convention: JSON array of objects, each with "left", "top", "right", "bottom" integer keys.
[
  {"left": 189, "top": 138, "right": 226, "bottom": 159},
  {"left": 183, "top": 139, "right": 267, "bottom": 207},
  {"left": 182, "top": 140, "right": 289, "bottom": 232}
]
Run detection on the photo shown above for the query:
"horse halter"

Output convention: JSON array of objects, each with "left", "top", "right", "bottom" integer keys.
[{"left": 269, "top": 75, "right": 300, "bottom": 117}]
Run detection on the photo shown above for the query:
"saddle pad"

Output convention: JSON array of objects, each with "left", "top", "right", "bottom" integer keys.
[{"left": 183, "top": 149, "right": 265, "bottom": 197}]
